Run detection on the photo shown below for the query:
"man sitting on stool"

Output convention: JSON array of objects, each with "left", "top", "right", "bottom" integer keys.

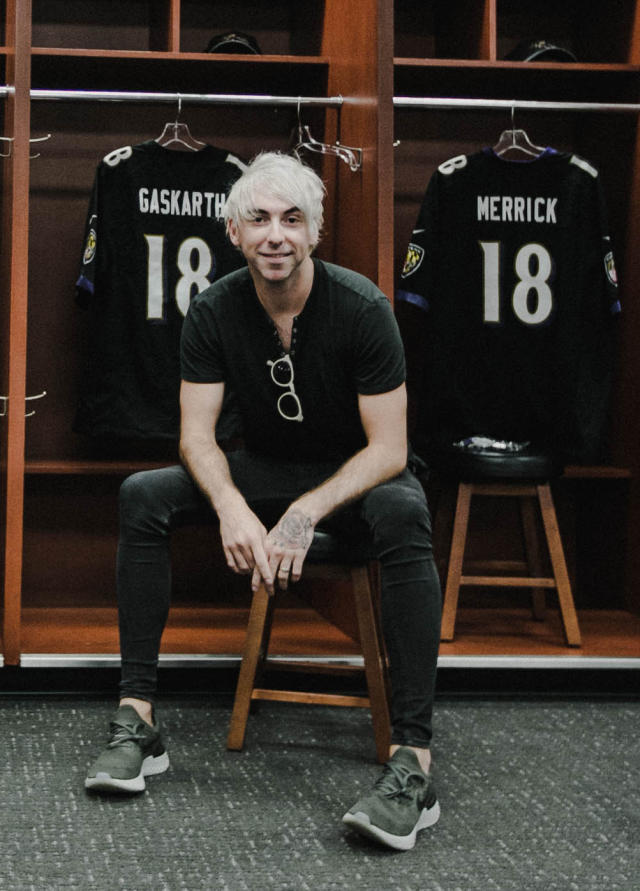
[{"left": 84, "top": 152, "right": 443, "bottom": 852}]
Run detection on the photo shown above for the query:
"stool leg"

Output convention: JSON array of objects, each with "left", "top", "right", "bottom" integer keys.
[
  {"left": 441, "top": 483, "right": 472, "bottom": 641},
  {"left": 227, "top": 584, "right": 275, "bottom": 751},
  {"left": 537, "top": 484, "right": 582, "bottom": 647},
  {"left": 432, "top": 482, "right": 459, "bottom": 584},
  {"left": 351, "top": 565, "right": 391, "bottom": 763},
  {"left": 368, "top": 561, "right": 392, "bottom": 707},
  {"left": 520, "top": 496, "right": 546, "bottom": 620}
]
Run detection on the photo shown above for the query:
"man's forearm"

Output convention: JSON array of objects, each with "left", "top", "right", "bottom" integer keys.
[
  {"left": 291, "top": 441, "right": 407, "bottom": 527},
  {"left": 179, "top": 435, "right": 244, "bottom": 517}
]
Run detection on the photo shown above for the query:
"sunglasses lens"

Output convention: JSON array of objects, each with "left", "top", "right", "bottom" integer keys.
[
  {"left": 271, "top": 359, "right": 292, "bottom": 385},
  {"left": 277, "top": 392, "right": 300, "bottom": 420}
]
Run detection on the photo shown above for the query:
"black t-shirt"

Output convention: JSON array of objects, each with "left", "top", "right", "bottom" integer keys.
[
  {"left": 397, "top": 148, "right": 620, "bottom": 463},
  {"left": 74, "top": 140, "right": 246, "bottom": 440},
  {"left": 181, "top": 258, "right": 406, "bottom": 463}
]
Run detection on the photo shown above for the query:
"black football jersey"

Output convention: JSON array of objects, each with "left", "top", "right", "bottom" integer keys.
[
  {"left": 397, "top": 148, "right": 620, "bottom": 463},
  {"left": 74, "top": 140, "right": 246, "bottom": 440}
]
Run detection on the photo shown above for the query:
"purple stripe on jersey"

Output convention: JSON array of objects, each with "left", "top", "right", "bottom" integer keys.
[
  {"left": 76, "top": 274, "right": 94, "bottom": 296},
  {"left": 396, "top": 289, "right": 429, "bottom": 312}
]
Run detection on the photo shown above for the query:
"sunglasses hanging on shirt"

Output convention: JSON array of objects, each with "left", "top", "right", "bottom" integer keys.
[{"left": 267, "top": 355, "right": 303, "bottom": 422}]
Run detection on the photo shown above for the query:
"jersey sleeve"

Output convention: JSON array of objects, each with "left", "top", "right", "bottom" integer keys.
[
  {"left": 353, "top": 296, "right": 406, "bottom": 394},
  {"left": 594, "top": 169, "right": 621, "bottom": 316},
  {"left": 395, "top": 168, "right": 441, "bottom": 313},
  {"left": 75, "top": 169, "right": 100, "bottom": 306}
]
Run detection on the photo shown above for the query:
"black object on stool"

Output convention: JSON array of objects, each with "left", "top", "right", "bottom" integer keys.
[
  {"left": 437, "top": 444, "right": 581, "bottom": 647},
  {"left": 227, "top": 529, "right": 392, "bottom": 762}
]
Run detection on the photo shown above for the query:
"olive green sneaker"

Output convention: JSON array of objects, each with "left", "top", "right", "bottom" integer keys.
[
  {"left": 342, "top": 747, "right": 440, "bottom": 851},
  {"left": 85, "top": 704, "right": 169, "bottom": 793}
]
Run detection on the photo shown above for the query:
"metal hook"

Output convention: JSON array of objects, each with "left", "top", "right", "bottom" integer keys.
[
  {"left": 0, "top": 134, "right": 51, "bottom": 160},
  {"left": 0, "top": 390, "right": 47, "bottom": 417},
  {"left": 0, "top": 136, "right": 14, "bottom": 158},
  {"left": 295, "top": 96, "right": 304, "bottom": 144},
  {"left": 506, "top": 102, "right": 518, "bottom": 150},
  {"left": 30, "top": 133, "right": 52, "bottom": 160},
  {"left": 24, "top": 390, "right": 47, "bottom": 418},
  {"left": 169, "top": 94, "right": 183, "bottom": 141}
]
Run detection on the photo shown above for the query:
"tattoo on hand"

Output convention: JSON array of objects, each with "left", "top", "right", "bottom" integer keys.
[{"left": 275, "top": 510, "right": 313, "bottom": 550}]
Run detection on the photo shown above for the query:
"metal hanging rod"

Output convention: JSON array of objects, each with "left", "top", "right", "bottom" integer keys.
[
  {"left": 28, "top": 88, "right": 344, "bottom": 108},
  {"left": 5, "top": 89, "right": 637, "bottom": 113},
  {"left": 394, "top": 96, "right": 640, "bottom": 114}
]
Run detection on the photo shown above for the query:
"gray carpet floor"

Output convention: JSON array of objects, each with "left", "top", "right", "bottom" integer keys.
[{"left": 0, "top": 695, "right": 638, "bottom": 890}]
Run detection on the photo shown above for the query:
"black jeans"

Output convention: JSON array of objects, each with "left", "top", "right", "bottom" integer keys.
[{"left": 117, "top": 451, "right": 442, "bottom": 749}]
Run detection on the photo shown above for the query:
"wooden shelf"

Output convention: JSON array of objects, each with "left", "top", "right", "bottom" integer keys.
[
  {"left": 31, "top": 47, "right": 327, "bottom": 65},
  {"left": 562, "top": 465, "right": 631, "bottom": 479},
  {"left": 395, "top": 58, "right": 640, "bottom": 72},
  {"left": 16, "top": 606, "right": 361, "bottom": 657},
  {"left": 11, "top": 606, "right": 640, "bottom": 660},
  {"left": 438, "top": 608, "right": 640, "bottom": 658}
]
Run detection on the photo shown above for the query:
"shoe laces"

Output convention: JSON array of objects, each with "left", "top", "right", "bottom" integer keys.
[
  {"left": 107, "top": 718, "right": 149, "bottom": 749},
  {"left": 374, "top": 759, "right": 427, "bottom": 800}
]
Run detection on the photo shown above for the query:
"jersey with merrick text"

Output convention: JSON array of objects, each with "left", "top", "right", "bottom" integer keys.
[
  {"left": 397, "top": 148, "right": 620, "bottom": 463},
  {"left": 74, "top": 140, "right": 246, "bottom": 440}
]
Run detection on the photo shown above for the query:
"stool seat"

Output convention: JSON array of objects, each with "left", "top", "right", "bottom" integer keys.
[
  {"left": 227, "top": 528, "right": 391, "bottom": 762},
  {"left": 306, "top": 527, "right": 374, "bottom": 564},
  {"left": 436, "top": 443, "right": 563, "bottom": 482}
]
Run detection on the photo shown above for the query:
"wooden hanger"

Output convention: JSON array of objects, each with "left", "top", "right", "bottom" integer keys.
[
  {"left": 155, "top": 96, "right": 206, "bottom": 152},
  {"left": 493, "top": 105, "right": 545, "bottom": 158}
]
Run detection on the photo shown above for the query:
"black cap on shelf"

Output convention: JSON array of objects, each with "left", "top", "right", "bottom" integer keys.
[
  {"left": 505, "top": 39, "right": 577, "bottom": 63},
  {"left": 205, "top": 32, "right": 262, "bottom": 55}
]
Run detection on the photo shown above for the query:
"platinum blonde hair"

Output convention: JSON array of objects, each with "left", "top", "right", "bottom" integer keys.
[{"left": 225, "top": 151, "right": 326, "bottom": 247}]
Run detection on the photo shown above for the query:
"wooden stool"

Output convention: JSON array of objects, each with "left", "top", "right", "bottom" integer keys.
[
  {"left": 439, "top": 448, "right": 581, "bottom": 647},
  {"left": 227, "top": 530, "right": 391, "bottom": 762}
]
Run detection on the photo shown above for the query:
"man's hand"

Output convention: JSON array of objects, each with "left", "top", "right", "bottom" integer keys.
[
  {"left": 218, "top": 499, "right": 274, "bottom": 595},
  {"left": 252, "top": 508, "right": 315, "bottom": 594}
]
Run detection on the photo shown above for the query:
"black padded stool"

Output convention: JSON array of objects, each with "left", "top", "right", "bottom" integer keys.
[
  {"left": 227, "top": 529, "right": 392, "bottom": 762},
  {"left": 437, "top": 445, "right": 581, "bottom": 647}
]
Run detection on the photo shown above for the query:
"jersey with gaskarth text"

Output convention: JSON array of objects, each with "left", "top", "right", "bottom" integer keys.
[
  {"left": 74, "top": 140, "right": 246, "bottom": 440},
  {"left": 397, "top": 148, "right": 620, "bottom": 463}
]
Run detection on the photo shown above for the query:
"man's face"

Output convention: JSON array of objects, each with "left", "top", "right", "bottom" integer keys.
[{"left": 227, "top": 191, "right": 315, "bottom": 286}]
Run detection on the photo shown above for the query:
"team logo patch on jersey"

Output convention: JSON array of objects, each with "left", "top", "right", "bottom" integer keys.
[
  {"left": 401, "top": 243, "right": 424, "bottom": 278},
  {"left": 83, "top": 228, "right": 97, "bottom": 265},
  {"left": 604, "top": 251, "right": 618, "bottom": 286}
]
